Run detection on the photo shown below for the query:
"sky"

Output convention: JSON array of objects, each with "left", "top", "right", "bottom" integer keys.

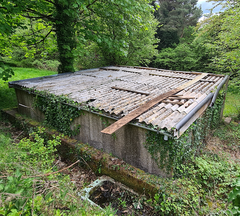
[{"left": 197, "top": 0, "right": 225, "bottom": 14}]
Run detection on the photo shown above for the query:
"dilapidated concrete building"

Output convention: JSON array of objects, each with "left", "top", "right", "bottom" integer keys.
[{"left": 9, "top": 66, "right": 229, "bottom": 176}]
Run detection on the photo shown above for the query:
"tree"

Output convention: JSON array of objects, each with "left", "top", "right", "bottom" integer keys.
[
  {"left": 154, "top": 0, "right": 240, "bottom": 94},
  {"left": 195, "top": 1, "right": 240, "bottom": 92},
  {"left": 92, "top": 1, "right": 158, "bottom": 66},
  {"left": 1, "top": 0, "right": 158, "bottom": 73},
  {"left": 195, "top": 1, "right": 240, "bottom": 73},
  {"left": 153, "top": 0, "right": 202, "bottom": 50}
]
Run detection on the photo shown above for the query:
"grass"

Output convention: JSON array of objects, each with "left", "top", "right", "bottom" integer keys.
[
  {"left": 0, "top": 67, "right": 56, "bottom": 110},
  {"left": 223, "top": 92, "right": 240, "bottom": 118},
  {"left": 0, "top": 126, "right": 13, "bottom": 171},
  {"left": 214, "top": 122, "right": 240, "bottom": 149},
  {"left": 0, "top": 124, "right": 115, "bottom": 215}
]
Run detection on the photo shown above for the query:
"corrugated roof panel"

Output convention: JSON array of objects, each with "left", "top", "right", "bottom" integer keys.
[{"left": 12, "top": 66, "right": 226, "bottom": 133}]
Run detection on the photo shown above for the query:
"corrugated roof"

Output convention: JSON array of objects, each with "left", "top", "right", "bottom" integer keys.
[{"left": 13, "top": 66, "right": 225, "bottom": 132}]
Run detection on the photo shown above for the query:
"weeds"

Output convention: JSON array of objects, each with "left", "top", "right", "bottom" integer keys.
[
  {"left": 214, "top": 122, "right": 240, "bottom": 148},
  {"left": 0, "top": 127, "right": 115, "bottom": 215}
]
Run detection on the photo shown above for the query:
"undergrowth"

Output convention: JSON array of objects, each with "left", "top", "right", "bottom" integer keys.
[
  {"left": 145, "top": 152, "right": 240, "bottom": 215},
  {"left": 0, "top": 126, "right": 115, "bottom": 215},
  {"left": 214, "top": 122, "right": 240, "bottom": 148}
]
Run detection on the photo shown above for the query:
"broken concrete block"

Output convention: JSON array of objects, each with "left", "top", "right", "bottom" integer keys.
[{"left": 224, "top": 117, "right": 232, "bottom": 124}]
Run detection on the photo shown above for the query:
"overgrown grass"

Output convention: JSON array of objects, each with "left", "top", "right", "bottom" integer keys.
[
  {"left": 0, "top": 67, "right": 56, "bottom": 111},
  {"left": 0, "top": 126, "right": 115, "bottom": 215}
]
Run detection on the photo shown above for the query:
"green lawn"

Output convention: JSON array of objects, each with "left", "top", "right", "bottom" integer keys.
[{"left": 0, "top": 67, "right": 56, "bottom": 110}]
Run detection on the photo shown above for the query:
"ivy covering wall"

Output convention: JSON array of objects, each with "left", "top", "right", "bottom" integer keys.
[
  {"left": 144, "top": 92, "right": 225, "bottom": 174},
  {"left": 31, "top": 86, "right": 226, "bottom": 175}
]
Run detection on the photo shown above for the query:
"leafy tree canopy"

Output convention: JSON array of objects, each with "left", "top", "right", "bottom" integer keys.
[{"left": 0, "top": 0, "right": 158, "bottom": 73}]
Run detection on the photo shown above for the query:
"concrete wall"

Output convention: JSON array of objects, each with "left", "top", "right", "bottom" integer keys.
[{"left": 15, "top": 89, "right": 166, "bottom": 176}]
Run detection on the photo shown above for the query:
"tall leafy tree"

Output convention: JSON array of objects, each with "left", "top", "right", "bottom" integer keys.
[
  {"left": 0, "top": 0, "right": 157, "bottom": 73},
  {"left": 153, "top": 0, "right": 202, "bottom": 50}
]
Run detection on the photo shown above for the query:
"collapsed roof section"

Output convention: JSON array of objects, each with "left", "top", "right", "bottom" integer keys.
[{"left": 9, "top": 66, "right": 228, "bottom": 137}]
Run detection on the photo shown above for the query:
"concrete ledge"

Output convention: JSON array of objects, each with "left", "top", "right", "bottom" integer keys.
[{"left": 1, "top": 108, "right": 161, "bottom": 197}]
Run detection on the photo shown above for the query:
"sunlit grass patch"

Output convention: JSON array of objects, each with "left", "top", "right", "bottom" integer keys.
[
  {"left": 223, "top": 92, "right": 240, "bottom": 118},
  {"left": 0, "top": 67, "right": 56, "bottom": 110}
]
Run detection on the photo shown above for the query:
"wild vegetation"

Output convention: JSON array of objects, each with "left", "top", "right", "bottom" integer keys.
[
  {"left": 0, "top": 71, "right": 239, "bottom": 215},
  {"left": 0, "top": 0, "right": 240, "bottom": 215}
]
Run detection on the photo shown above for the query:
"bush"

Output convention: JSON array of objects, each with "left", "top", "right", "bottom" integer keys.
[{"left": 32, "top": 60, "right": 60, "bottom": 71}]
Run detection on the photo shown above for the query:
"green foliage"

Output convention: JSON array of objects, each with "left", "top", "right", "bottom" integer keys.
[
  {"left": 177, "top": 154, "right": 240, "bottom": 192},
  {"left": 0, "top": 127, "right": 115, "bottom": 215},
  {"left": 34, "top": 91, "right": 82, "bottom": 136},
  {"left": 0, "top": 18, "right": 58, "bottom": 70},
  {"left": 17, "top": 127, "right": 62, "bottom": 170},
  {"left": 0, "top": 170, "right": 33, "bottom": 215},
  {"left": 228, "top": 176, "right": 240, "bottom": 215},
  {"left": 1, "top": 0, "right": 159, "bottom": 73},
  {"left": 90, "top": 0, "right": 159, "bottom": 66},
  {"left": 32, "top": 59, "right": 60, "bottom": 71},
  {"left": 145, "top": 121, "right": 206, "bottom": 173},
  {"left": 214, "top": 122, "right": 240, "bottom": 147},
  {"left": 0, "top": 67, "right": 56, "bottom": 111},
  {"left": 153, "top": 0, "right": 202, "bottom": 50},
  {"left": 154, "top": 26, "right": 215, "bottom": 72},
  {"left": 195, "top": 1, "right": 240, "bottom": 90},
  {"left": 223, "top": 92, "right": 240, "bottom": 118},
  {"left": 154, "top": 0, "right": 240, "bottom": 93},
  {"left": 145, "top": 152, "right": 240, "bottom": 215},
  {"left": 74, "top": 42, "right": 105, "bottom": 70},
  {"left": 0, "top": 62, "right": 14, "bottom": 81},
  {"left": 154, "top": 179, "right": 202, "bottom": 215},
  {"left": 155, "top": 43, "right": 199, "bottom": 71}
]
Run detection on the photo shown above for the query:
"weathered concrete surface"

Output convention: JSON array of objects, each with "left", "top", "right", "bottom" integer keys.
[
  {"left": 73, "top": 111, "right": 163, "bottom": 175},
  {"left": 1, "top": 108, "right": 160, "bottom": 196},
  {"left": 13, "top": 89, "right": 167, "bottom": 176}
]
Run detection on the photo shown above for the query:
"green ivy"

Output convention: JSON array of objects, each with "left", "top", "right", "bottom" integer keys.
[
  {"left": 33, "top": 90, "right": 82, "bottom": 136},
  {"left": 144, "top": 92, "right": 225, "bottom": 173}
]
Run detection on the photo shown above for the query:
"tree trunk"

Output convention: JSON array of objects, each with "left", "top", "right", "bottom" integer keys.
[{"left": 54, "top": 0, "right": 76, "bottom": 73}]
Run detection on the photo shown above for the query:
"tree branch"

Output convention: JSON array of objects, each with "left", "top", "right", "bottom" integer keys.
[
  {"left": 24, "top": 8, "right": 54, "bottom": 21},
  {"left": 32, "top": 28, "right": 53, "bottom": 46},
  {"left": 79, "top": 0, "right": 99, "bottom": 15},
  {"left": 22, "top": 14, "right": 52, "bottom": 20},
  {"left": 0, "top": 6, "right": 8, "bottom": 10}
]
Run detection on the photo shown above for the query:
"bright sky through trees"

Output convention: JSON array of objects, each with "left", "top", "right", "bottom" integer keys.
[{"left": 197, "top": 0, "right": 225, "bottom": 14}]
